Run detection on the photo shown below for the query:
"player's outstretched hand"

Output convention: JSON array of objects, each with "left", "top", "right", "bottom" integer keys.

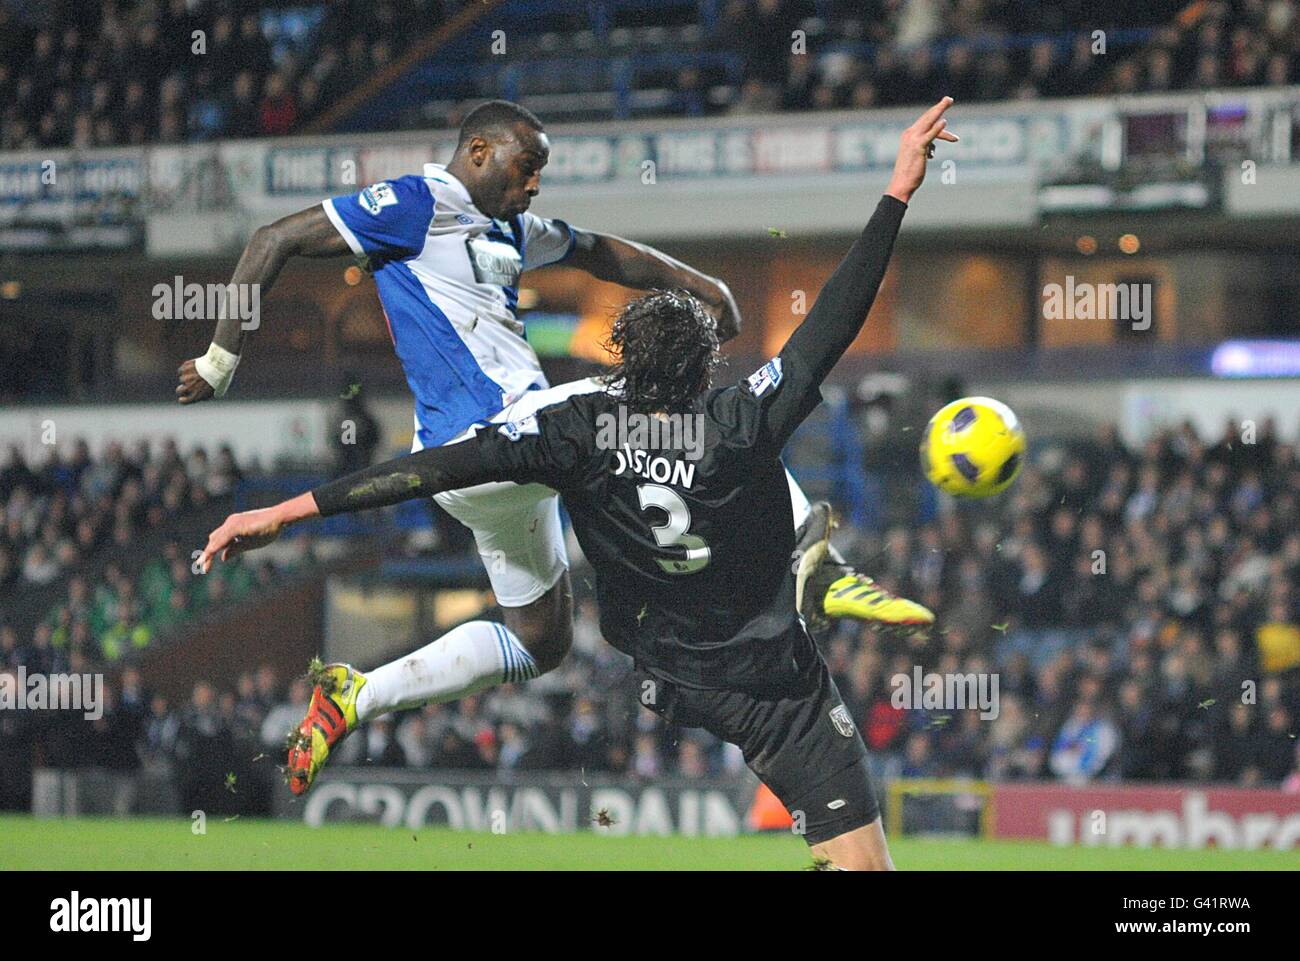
[
  {"left": 198, "top": 507, "right": 286, "bottom": 572},
  {"left": 885, "top": 96, "right": 960, "bottom": 205},
  {"left": 176, "top": 358, "right": 215, "bottom": 404}
]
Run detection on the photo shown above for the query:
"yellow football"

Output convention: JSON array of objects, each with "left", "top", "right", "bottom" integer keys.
[{"left": 920, "top": 396, "right": 1025, "bottom": 498}]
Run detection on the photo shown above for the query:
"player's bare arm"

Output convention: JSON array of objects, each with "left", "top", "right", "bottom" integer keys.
[
  {"left": 566, "top": 228, "right": 743, "bottom": 342},
  {"left": 175, "top": 204, "right": 351, "bottom": 404}
]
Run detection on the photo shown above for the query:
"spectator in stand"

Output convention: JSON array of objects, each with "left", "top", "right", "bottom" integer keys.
[
  {"left": 1283, "top": 744, "right": 1300, "bottom": 794},
  {"left": 174, "top": 680, "right": 238, "bottom": 813},
  {"left": 669, "top": 66, "right": 709, "bottom": 117},
  {"left": 10, "top": 0, "right": 1300, "bottom": 148},
  {"left": 257, "top": 72, "right": 297, "bottom": 136},
  {"left": 1258, "top": 704, "right": 1298, "bottom": 782},
  {"left": 1049, "top": 695, "right": 1119, "bottom": 783},
  {"left": 331, "top": 376, "right": 382, "bottom": 476},
  {"left": 900, "top": 731, "right": 938, "bottom": 778},
  {"left": 224, "top": 71, "right": 260, "bottom": 139}
]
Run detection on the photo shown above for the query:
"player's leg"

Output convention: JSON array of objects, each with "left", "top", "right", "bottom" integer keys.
[
  {"left": 811, "top": 817, "right": 895, "bottom": 871},
  {"left": 345, "top": 380, "right": 602, "bottom": 713},
  {"left": 357, "top": 480, "right": 571, "bottom": 714},
  {"left": 285, "top": 382, "right": 604, "bottom": 793},
  {"left": 499, "top": 568, "right": 573, "bottom": 673},
  {"left": 347, "top": 379, "right": 607, "bottom": 708},
  {"left": 649, "top": 632, "right": 894, "bottom": 870},
  {"left": 762, "top": 719, "right": 894, "bottom": 870},
  {"left": 786, "top": 468, "right": 933, "bottom": 628},
  {"left": 284, "top": 481, "right": 571, "bottom": 794}
]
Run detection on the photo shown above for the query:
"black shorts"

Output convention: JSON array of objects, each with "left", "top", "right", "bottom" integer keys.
[{"left": 637, "top": 637, "right": 880, "bottom": 846}]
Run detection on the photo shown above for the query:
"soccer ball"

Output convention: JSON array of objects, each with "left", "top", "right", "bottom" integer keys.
[{"left": 920, "top": 397, "right": 1025, "bottom": 498}]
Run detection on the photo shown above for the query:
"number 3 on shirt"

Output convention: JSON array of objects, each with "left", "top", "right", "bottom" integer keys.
[{"left": 637, "top": 484, "right": 711, "bottom": 574}]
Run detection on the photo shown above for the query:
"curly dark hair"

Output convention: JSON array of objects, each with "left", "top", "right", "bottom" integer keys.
[{"left": 603, "top": 289, "right": 721, "bottom": 414}]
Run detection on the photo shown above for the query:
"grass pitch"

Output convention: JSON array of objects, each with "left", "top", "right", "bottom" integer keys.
[{"left": 1, "top": 815, "right": 1295, "bottom": 870}]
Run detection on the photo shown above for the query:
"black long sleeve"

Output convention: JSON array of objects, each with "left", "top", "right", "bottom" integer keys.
[
  {"left": 312, "top": 392, "right": 589, "bottom": 517},
  {"left": 312, "top": 436, "right": 497, "bottom": 517}
]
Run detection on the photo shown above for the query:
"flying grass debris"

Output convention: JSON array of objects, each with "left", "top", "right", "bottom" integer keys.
[{"left": 593, "top": 808, "right": 618, "bottom": 828}]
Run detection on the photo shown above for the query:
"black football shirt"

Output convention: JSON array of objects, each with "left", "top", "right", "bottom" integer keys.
[{"left": 472, "top": 367, "right": 821, "bottom": 690}]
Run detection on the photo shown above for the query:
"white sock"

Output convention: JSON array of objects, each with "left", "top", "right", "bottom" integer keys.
[{"left": 354, "top": 620, "right": 539, "bottom": 722}]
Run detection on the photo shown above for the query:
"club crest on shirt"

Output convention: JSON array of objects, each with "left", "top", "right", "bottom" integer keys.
[
  {"left": 359, "top": 182, "right": 399, "bottom": 216},
  {"left": 746, "top": 357, "right": 783, "bottom": 396},
  {"left": 829, "top": 703, "right": 855, "bottom": 738}
]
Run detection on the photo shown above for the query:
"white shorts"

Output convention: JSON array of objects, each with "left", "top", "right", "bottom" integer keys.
[{"left": 414, "top": 378, "right": 605, "bottom": 608}]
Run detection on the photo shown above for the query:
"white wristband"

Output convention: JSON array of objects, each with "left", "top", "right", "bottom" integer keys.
[{"left": 193, "top": 342, "right": 240, "bottom": 398}]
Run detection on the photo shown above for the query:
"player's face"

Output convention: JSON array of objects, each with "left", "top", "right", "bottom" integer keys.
[{"left": 479, "top": 126, "right": 549, "bottom": 219}]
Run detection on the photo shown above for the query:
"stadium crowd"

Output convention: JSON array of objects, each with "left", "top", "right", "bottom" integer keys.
[
  {"left": 0, "top": 0, "right": 453, "bottom": 150},
  {"left": 831, "top": 415, "right": 1300, "bottom": 789},
  {"left": 0, "top": 439, "right": 280, "bottom": 667},
  {"left": 4, "top": 0, "right": 1300, "bottom": 149},
  {"left": 4, "top": 415, "right": 1299, "bottom": 815},
  {"left": 700, "top": 0, "right": 1300, "bottom": 116}
]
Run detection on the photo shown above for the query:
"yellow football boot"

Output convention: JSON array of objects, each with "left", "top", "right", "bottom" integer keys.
[
  {"left": 794, "top": 502, "right": 934, "bottom": 629},
  {"left": 285, "top": 659, "right": 367, "bottom": 796},
  {"left": 821, "top": 572, "right": 935, "bottom": 626}
]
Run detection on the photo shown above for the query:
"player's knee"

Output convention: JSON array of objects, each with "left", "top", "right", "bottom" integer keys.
[
  {"left": 814, "top": 822, "right": 895, "bottom": 871},
  {"left": 522, "top": 622, "right": 572, "bottom": 674},
  {"left": 503, "top": 604, "right": 572, "bottom": 675},
  {"left": 847, "top": 849, "right": 896, "bottom": 871},
  {"left": 817, "top": 847, "right": 895, "bottom": 871},
  {"left": 537, "top": 635, "right": 572, "bottom": 674}
]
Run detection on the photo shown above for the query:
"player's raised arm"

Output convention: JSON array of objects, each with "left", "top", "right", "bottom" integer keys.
[
  {"left": 175, "top": 205, "right": 352, "bottom": 404},
  {"left": 565, "top": 228, "right": 743, "bottom": 342},
  {"left": 752, "top": 97, "right": 958, "bottom": 450}
]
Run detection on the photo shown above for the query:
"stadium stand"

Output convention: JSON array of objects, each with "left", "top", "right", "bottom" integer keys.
[
  {"left": 0, "top": 440, "right": 288, "bottom": 663},
  {"left": 5, "top": 0, "right": 1300, "bottom": 147}
]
